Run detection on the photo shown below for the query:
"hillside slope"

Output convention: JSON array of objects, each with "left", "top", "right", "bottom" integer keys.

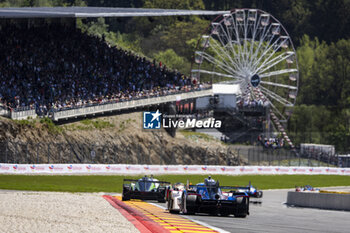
[{"left": 0, "top": 112, "right": 243, "bottom": 165}]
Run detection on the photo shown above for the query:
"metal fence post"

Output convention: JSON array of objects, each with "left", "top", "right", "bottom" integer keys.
[
  {"left": 5, "top": 140, "right": 8, "bottom": 163},
  {"left": 48, "top": 143, "right": 50, "bottom": 164},
  {"left": 70, "top": 144, "right": 73, "bottom": 164},
  {"left": 90, "top": 144, "right": 95, "bottom": 164},
  {"left": 171, "top": 148, "right": 176, "bottom": 165},
  {"left": 25, "top": 143, "right": 29, "bottom": 163},
  {"left": 288, "top": 151, "right": 291, "bottom": 166},
  {"left": 15, "top": 142, "right": 18, "bottom": 164},
  {"left": 114, "top": 146, "right": 117, "bottom": 164},
  {"left": 205, "top": 147, "right": 208, "bottom": 165},
  {"left": 102, "top": 146, "right": 106, "bottom": 164},
  {"left": 36, "top": 143, "right": 40, "bottom": 164},
  {"left": 226, "top": 147, "right": 230, "bottom": 165}
]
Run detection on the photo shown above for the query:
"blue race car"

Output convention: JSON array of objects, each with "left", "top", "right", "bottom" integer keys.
[
  {"left": 233, "top": 181, "right": 263, "bottom": 198},
  {"left": 179, "top": 176, "right": 249, "bottom": 217}
]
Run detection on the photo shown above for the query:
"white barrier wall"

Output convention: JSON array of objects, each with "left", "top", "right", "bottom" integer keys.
[{"left": 1, "top": 164, "right": 350, "bottom": 175}]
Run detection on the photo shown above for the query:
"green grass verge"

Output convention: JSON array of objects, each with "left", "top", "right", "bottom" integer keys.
[{"left": 0, "top": 174, "right": 349, "bottom": 193}]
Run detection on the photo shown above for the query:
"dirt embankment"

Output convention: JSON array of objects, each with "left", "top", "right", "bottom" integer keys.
[{"left": 0, "top": 112, "right": 244, "bottom": 165}]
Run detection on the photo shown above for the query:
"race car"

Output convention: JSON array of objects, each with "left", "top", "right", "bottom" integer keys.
[
  {"left": 166, "top": 182, "right": 185, "bottom": 213},
  {"left": 232, "top": 181, "right": 263, "bottom": 198},
  {"left": 295, "top": 185, "right": 320, "bottom": 192},
  {"left": 122, "top": 175, "right": 170, "bottom": 202},
  {"left": 179, "top": 176, "right": 250, "bottom": 217}
]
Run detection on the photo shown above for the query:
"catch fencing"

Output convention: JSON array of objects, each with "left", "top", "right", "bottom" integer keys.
[
  {"left": 0, "top": 141, "right": 344, "bottom": 167},
  {"left": 0, "top": 141, "right": 238, "bottom": 166},
  {"left": 245, "top": 147, "right": 341, "bottom": 167}
]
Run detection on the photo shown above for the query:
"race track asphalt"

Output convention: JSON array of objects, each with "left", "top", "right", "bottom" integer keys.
[{"left": 153, "top": 189, "right": 350, "bottom": 233}]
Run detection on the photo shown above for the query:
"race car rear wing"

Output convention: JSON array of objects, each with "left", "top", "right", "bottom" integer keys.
[
  {"left": 188, "top": 184, "right": 249, "bottom": 190},
  {"left": 123, "top": 179, "right": 170, "bottom": 184}
]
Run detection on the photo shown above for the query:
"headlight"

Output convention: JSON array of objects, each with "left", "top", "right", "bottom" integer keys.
[{"left": 236, "top": 196, "right": 243, "bottom": 204}]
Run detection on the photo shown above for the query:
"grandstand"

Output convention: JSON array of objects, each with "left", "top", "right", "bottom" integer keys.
[{"left": 0, "top": 7, "right": 221, "bottom": 120}]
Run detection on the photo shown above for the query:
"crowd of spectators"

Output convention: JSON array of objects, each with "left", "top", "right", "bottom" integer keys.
[
  {"left": 258, "top": 134, "right": 285, "bottom": 149},
  {"left": 237, "top": 93, "right": 270, "bottom": 109},
  {"left": 0, "top": 23, "right": 206, "bottom": 116}
]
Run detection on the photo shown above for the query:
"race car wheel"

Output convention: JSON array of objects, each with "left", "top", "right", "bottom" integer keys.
[
  {"left": 167, "top": 198, "right": 172, "bottom": 210},
  {"left": 234, "top": 213, "right": 247, "bottom": 218},
  {"left": 181, "top": 194, "right": 196, "bottom": 215},
  {"left": 257, "top": 191, "right": 263, "bottom": 198},
  {"left": 122, "top": 194, "right": 130, "bottom": 201},
  {"left": 185, "top": 195, "right": 197, "bottom": 215},
  {"left": 168, "top": 199, "right": 179, "bottom": 214}
]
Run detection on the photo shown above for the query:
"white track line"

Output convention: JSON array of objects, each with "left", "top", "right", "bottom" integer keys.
[{"left": 149, "top": 202, "right": 230, "bottom": 233}]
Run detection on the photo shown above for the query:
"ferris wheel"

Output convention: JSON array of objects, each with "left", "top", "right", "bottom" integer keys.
[{"left": 192, "top": 9, "right": 299, "bottom": 128}]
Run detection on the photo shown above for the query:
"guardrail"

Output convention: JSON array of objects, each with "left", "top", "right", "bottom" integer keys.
[
  {"left": 51, "top": 88, "right": 213, "bottom": 121},
  {"left": 10, "top": 108, "right": 37, "bottom": 120},
  {"left": 0, "top": 107, "right": 9, "bottom": 117}
]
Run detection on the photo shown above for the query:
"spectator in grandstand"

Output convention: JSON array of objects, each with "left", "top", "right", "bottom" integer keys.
[{"left": 0, "top": 23, "right": 203, "bottom": 115}]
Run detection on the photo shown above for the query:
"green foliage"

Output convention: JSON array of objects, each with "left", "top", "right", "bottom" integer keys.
[
  {"left": 65, "top": 119, "right": 114, "bottom": 131},
  {"left": 0, "top": 174, "right": 349, "bottom": 192},
  {"left": 39, "top": 117, "right": 63, "bottom": 134},
  {"left": 180, "top": 129, "right": 220, "bottom": 143},
  {"left": 290, "top": 37, "right": 350, "bottom": 152},
  {"left": 14, "top": 119, "right": 35, "bottom": 127},
  {"left": 0, "top": 0, "right": 86, "bottom": 7},
  {"left": 154, "top": 49, "right": 190, "bottom": 73}
]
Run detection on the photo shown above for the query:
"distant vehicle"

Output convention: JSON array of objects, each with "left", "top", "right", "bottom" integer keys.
[
  {"left": 295, "top": 185, "right": 320, "bottom": 192},
  {"left": 232, "top": 182, "right": 263, "bottom": 198},
  {"left": 166, "top": 182, "right": 185, "bottom": 213},
  {"left": 122, "top": 176, "right": 170, "bottom": 202},
  {"left": 179, "top": 176, "right": 250, "bottom": 217}
]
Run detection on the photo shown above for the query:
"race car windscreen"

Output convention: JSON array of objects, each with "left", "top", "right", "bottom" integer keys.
[{"left": 137, "top": 180, "right": 155, "bottom": 191}]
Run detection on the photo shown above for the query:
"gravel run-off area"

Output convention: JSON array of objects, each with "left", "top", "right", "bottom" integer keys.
[{"left": 0, "top": 190, "right": 139, "bottom": 233}]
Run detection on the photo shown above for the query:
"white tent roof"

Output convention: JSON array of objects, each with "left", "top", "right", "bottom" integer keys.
[{"left": 212, "top": 83, "right": 241, "bottom": 95}]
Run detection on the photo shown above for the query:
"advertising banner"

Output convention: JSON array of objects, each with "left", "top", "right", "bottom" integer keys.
[{"left": 1, "top": 163, "right": 349, "bottom": 175}]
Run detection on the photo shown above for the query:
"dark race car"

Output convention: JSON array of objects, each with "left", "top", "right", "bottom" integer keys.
[
  {"left": 179, "top": 176, "right": 250, "bottom": 217},
  {"left": 122, "top": 175, "right": 170, "bottom": 202}
]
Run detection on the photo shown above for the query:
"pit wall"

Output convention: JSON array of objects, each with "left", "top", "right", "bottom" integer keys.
[
  {"left": 1, "top": 164, "right": 350, "bottom": 175},
  {"left": 287, "top": 191, "right": 350, "bottom": 211}
]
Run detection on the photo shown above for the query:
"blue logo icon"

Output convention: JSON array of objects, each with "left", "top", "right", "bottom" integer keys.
[
  {"left": 143, "top": 110, "right": 162, "bottom": 129},
  {"left": 250, "top": 74, "right": 260, "bottom": 87}
]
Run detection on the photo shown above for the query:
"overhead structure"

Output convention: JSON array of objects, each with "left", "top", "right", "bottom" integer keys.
[
  {"left": 0, "top": 7, "right": 229, "bottom": 18},
  {"left": 192, "top": 9, "right": 299, "bottom": 147}
]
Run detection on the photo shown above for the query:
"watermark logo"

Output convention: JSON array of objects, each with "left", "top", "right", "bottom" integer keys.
[
  {"left": 143, "top": 110, "right": 222, "bottom": 129},
  {"left": 143, "top": 110, "right": 162, "bottom": 129}
]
